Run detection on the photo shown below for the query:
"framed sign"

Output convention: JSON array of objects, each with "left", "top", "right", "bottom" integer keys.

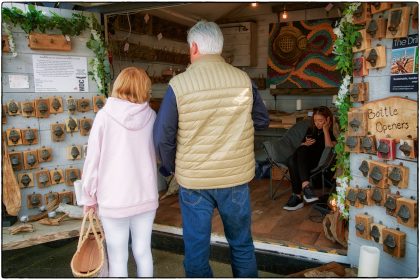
[{"left": 33, "top": 55, "right": 88, "bottom": 93}]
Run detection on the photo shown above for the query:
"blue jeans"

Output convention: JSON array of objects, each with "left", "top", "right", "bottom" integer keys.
[{"left": 179, "top": 184, "right": 257, "bottom": 278}]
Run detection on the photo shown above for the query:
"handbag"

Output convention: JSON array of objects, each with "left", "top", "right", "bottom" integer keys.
[{"left": 71, "top": 209, "right": 108, "bottom": 277}]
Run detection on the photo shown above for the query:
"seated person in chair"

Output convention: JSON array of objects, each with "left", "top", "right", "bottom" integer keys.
[{"left": 284, "top": 106, "right": 336, "bottom": 211}]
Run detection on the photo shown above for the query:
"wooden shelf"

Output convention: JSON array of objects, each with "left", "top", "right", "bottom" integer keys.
[{"left": 270, "top": 88, "right": 338, "bottom": 96}]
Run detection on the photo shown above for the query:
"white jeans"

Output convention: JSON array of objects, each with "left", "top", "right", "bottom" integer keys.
[{"left": 100, "top": 210, "right": 156, "bottom": 277}]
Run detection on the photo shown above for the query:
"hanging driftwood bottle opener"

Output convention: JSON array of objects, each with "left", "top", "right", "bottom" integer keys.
[
  {"left": 387, "top": 164, "right": 409, "bottom": 188},
  {"left": 50, "top": 168, "right": 65, "bottom": 185},
  {"left": 50, "top": 122, "right": 66, "bottom": 142},
  {"left": 7, "top": 100, "right": 20, "bottom": 116},
  {"left": 353, "top": 3, "right": 371, "bottom": 25},
  {"left": 396, "top": 197, "right": 417, "bottom": 228},
  {"left": 386, "top": 7, "right": 410, "bottom": 39},
  {"left": 355, "top": 213, "right": 373, "bottom": 240},
  {"left": 377, "top": 138, "right": 396, "bottom": 160},
  {"left": 382, "top": 228, "right": 406, "bottom": 258},
  {"left": 49, "top": 96, "right": 64, "bottom": 114},
  {"left": 368, "top": 161, "right": 389, "bottom": 188},
  {"left": 93, "top": 95, "right": 106, "bottom": 112},
  {"left": 66, "top": 117, "right": 79, "bottom": 133},
  {"left": 67, "top": 145, "right": 82, "bottom": 160},
  {"left": 366, "top": 17, "right": 387, "bottom": 39},
  {"left": 344, "top": 133, "right": 361, "bottom": 153},
  {"left": 371, "top": 187, "right": 390, "bottom": 206},
  {"left": 21, "top": 100, "right": 36, "bottom": 117},
  {"left": 352, "top": 29, "right": 370, "bottom": 52},
  {"left": 365, "top": 46, "right": 386, "bottom": 69},
  {"left": 36, "top": 169, "right": 52, "bottom": 188},
  {"left": 67, "top": 97, "right": 77, "bottom": 114},
  {"left": 349, "top": 82, "right": 369, "bottom": 103},
  {"left": 79, "top": 118, "right": 93, "bottom": 136},
  {"left": 23, "top": 150, "right": 39, "bottom": 170},
  {"left": 65, "top": 167, "right": 81, "bottom": 186},
  {"left": 370, "top": 2, "right": 392, "bottom": 14},
  {"left": 347, "top": 110, "right": 368, "bottom": 136},
  {"left": 385, "top": 192, "right": 401, "bottom": 217},
  {"left": 357, "top": 187, "right": 373, "bottom": 206},
  {"left": 18, "top": 172, "right": 34, "bottom": 188},
  {"left": 21, "top": 127, "right": 39, "bottom": 145},
  {"left": 77, "top": 97, "right": 91, "bottom": 113},
  {"left": 399, "top": 138, "right": 417, "bottom": 159},
  {"left": 6, "top": 128, "right": 22, "bottom": 146},
  {"left": 370, "top": 222, "right": 386, "bottom": 244},
  {"left": 27, "top": 192, "right": 42, "bottom": 208},
  {"left": 58, "top": 190, "right": 74, "bottom": 205},
  {"left": 353, "top": 57, "right": 369, "bottom": 77},
  {"left": 361, "top": 135, "right": 376, "bottom": 154},
  {"left": 38, "top": 146, "right": 53, "bottom": 163},
  {"left": 346, "top": 187, "right": 361, "bottom": 208},
  {"left": 9, "top": 151, "right": 23, "bottom": 171},
  {"left": 35, "top": 98, "right": 50, "bottom": 118}
]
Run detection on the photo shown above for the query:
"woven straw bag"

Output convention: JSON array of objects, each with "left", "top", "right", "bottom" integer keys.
[{"left": 71, "top": 209, "right": 108, "bottom": 277}]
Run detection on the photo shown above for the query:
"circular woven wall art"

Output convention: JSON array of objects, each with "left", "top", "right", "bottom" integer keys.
[{"left": 273, "top": 25, "right": 308, "bottom": 65}]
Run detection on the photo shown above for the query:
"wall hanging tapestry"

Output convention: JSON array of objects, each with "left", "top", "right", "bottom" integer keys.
[{"left": 268, "top": 19, "right": 342, "bottom": 89}]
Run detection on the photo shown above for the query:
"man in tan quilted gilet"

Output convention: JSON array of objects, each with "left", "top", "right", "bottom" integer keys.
[{"left": 154, "top": 20, "right": 269, "bottom": 277}]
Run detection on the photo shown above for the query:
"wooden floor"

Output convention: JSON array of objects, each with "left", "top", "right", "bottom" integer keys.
[{"left": 155, "top": 178, "right": 346, "bottom": 255}]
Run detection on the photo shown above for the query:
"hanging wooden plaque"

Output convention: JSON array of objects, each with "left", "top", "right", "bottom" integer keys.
[
  {"left": 358, "top": 97, "right": 417, "bottom": 141},
  {"left": 28, "top": 33, "right": 72, "bottom": 51}
]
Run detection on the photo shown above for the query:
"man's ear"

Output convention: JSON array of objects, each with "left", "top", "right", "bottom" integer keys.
[{"left": 191, "top": 42, "right": 199, "bottom": 55}]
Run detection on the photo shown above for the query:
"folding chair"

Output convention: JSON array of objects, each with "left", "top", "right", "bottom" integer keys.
[
  {"left": 262, "top": 140, "right": 291, "bottom": 200},
  {"left": 309, "top": 146, "right": 337, "bottom": 199}
]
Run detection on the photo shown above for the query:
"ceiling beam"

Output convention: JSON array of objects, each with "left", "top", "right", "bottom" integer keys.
[{"left": 272, "top": 2, "right": 331, "bottom": 13}]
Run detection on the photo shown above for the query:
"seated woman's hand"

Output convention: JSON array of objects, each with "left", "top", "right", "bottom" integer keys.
[{"left": 302, "top": 137, "right": 316, "bottom": 146}]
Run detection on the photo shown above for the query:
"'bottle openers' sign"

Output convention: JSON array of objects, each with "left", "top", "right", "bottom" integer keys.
[{"left": 360, "top": 97, "right": 417, "bottom": 140}]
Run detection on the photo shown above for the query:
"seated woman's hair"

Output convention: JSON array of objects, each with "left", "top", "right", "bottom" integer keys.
[
  {"left": 313, "top": 106, "right": 333, "bottom": 121},
  {"left": 111, "top": 67, "right": 151, "bottom": 104}
]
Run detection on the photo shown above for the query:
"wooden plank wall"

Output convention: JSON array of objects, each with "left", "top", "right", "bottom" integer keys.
[
  {"left": 1, "top": 3, "right": 99, "bottom": 216},
  {"left": 347, "top": 3, "right": 418, "bottom": 277}
]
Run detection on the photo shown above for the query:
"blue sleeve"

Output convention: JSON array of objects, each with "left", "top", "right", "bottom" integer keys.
[
  {"left": 251, "top": 82, "right": 270, "bottom": 130},
  {"left": 153, "top": 86, "right": 178, "bottom": 177}
]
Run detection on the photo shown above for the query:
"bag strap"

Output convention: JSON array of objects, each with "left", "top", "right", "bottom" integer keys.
[{"left": 76, "top": 209, "right": 104, "bottom": 251}]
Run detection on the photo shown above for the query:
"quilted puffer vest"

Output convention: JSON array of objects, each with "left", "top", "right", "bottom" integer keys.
[{"left": 169, "top": 54, "right": 255, "bottom": 189}]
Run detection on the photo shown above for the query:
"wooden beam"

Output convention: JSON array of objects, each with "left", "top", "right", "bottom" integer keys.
[
  {"left": 270, "top": 88, "right": 338, "bottom": 96},
  {"left": 272, "top": 2, "right": 330, "bottom": 13}
]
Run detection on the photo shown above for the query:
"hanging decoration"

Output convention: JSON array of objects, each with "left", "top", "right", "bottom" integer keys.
[
  {"left": 330, "top": 2, "right": 362, "bottom": 220},
  {"left": 1, "top": 5, "right": 111, "bottom": 96}
]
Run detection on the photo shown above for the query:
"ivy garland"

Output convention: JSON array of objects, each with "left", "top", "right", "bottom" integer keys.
[
  {"left": 1, "top": 5, "right": 111, "bottom": 96},
  {"left": 330, "top": 2, "right": 362, "bottom": 220}
]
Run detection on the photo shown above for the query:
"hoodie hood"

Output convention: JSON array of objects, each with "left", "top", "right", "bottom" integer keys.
[{"left": 103, "top": 97, "right": 154, "bottom": 130}]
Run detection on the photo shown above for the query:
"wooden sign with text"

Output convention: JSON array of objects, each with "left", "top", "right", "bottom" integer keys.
[{"left": 358, "top": 97, "right": 417, "bottom": 140}]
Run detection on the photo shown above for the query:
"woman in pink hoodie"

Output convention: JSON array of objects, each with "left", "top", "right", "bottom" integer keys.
[{"left": 81, "top": 67, "right": 158, "bottom": 277}]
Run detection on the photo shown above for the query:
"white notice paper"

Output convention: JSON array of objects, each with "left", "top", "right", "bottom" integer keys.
[
  {"left": 32, "top": 55, "right": 88, "bottom": 92},
  {"left": 8, "top": 74, "right": 29, "bottom": 89}
]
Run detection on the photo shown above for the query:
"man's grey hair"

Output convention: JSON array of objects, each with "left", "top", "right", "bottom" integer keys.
[{"left": 187, "top": 21, "right": 224, "bottom": 54}]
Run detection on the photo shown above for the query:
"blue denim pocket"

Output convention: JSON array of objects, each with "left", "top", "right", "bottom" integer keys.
[
  {"left": 231, "top": 185, "right": 247, "bottom": 206},
  {"left": 180, "top": 188, "right": 202, "bottom": 206}
]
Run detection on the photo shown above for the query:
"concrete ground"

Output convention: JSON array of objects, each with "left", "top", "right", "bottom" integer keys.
[{"left": 2, "top": 238, "right": 282, "bottom": 277}]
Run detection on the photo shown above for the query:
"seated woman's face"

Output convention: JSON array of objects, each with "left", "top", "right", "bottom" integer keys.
[{"left": 313, "top": 114, "right": 327, "bottom": 130}]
